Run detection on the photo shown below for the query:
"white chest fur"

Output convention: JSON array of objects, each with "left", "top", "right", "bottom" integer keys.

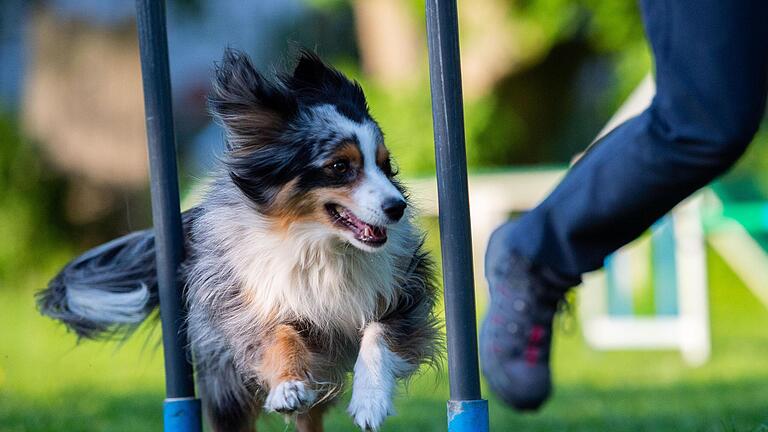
[{"left": 199, "top": 200, "right": 416, "bottom": 336}]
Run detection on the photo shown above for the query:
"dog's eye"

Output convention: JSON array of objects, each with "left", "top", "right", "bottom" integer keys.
[{"left": 331, "top": 160, "right": 350, "bottom": 174}]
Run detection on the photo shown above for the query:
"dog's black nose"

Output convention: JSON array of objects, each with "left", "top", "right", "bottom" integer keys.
[{"left": 382, "top": 198, "right": 407, "bottom": 221}]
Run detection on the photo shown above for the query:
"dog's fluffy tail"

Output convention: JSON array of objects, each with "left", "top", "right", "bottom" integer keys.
[{"left": 37, "top": 209, "right": 199, "bottom": 340}]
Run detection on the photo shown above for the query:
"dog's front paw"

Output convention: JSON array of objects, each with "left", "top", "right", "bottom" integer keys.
[
  {"left": 264, "top": 380, "right": 316, "bottom": 414},
  {"left": 347, "top": 391, "right": 393, "bottom": 431}
]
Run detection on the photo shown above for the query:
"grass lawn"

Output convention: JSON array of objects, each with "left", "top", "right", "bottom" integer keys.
[{"left": 1, "top": 247, "right": 768, "bottom": 431}]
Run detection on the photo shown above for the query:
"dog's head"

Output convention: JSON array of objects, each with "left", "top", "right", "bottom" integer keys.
[{"left": 209, "top": 49, "right": 407, "bottom": 252}]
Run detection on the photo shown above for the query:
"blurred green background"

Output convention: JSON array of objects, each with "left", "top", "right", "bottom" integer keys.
[{"left": 1, "top": 0, "right": 768, "bottom": 431}]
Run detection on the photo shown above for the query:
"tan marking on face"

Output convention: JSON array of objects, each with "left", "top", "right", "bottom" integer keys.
[
  {"left": 258, "top": 324, "right": 312, "bottom": 386},
  {"left": 269, "top": 186, "right": 360, "bottom": 232},
  {"left": 310, "top": 187, "right": 356, "bottom": 208},
  {"left": 267, "top": 141, "right": 365, "bottom": 232},
  {"left": 269, "top": 185, "right": 362, "bottom": 232},
  {"left": 275, "top": 185, "right": 362, "bottom": 231},
  {"left": 376, "top": 143, "right": 390, "bottom": 172},
  {"left": 308, "top": 187, "right": 358, "bottom": 228},
  {"left": 268, "top": 179, "right": 320, "bottom": 231}
]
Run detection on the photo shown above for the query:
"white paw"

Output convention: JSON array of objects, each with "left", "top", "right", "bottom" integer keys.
[
  {"left": 347, "top": 391, "right": 394, "bottom": 431},
  {"left": 264, "top": 380, "right": 316, "bottom": 414}
]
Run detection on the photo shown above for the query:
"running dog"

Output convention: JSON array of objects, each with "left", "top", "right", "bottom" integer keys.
[{"left": 38, "top": 49, "right": 441, "bottom": 432}]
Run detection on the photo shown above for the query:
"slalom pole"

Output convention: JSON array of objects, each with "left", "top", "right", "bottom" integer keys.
[
  {"left": 425, "top": 1, "right": 490, "bottom": 431},
  {"left": 135, "top": 1, "right": 202, "bottom": 430}
]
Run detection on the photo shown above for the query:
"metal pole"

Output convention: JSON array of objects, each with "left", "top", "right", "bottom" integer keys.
[
  {"left": 425, "top": 1, "right": 489, "bottom": 431},
  {"left": 135, "top": 1, "right": 201, "bottom": 430}
]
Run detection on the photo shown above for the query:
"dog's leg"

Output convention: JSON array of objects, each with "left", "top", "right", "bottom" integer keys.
[
  {"left": 202, "top": 397, "right": 259, "bottom": 432},
  {"left": 347, "top": 322, "right": 414, "bottom": 431},
  {"left": 348, "top": 250, "right": 441, "bottom": 430},
  {"left": 295, "top": 403, "right": 328, "bottom": 432},
  {"left": 198, "top": 358, "right": 259, "bottom": 432},
  {"left": 260, "top": 324, "right": 317, "bottom": 414}
]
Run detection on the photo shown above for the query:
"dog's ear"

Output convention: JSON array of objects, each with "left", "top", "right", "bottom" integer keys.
[
  {"left": 291, "top": 50, "right": 347, "bottom": 89},
  {"left": 209, "top": 48, "right": 297, "bottom": 149},
  {"left": 290, "top": 49, "right": 369, "bottom": 121}
]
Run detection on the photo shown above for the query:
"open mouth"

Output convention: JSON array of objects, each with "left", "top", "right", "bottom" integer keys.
[{"left": 325, "top": 204, "right": 387, "bottom": 247}]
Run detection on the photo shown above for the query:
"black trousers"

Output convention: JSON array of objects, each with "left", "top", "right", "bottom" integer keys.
[{"left": 506, "top": 0, "right": 768, "bottom": 279}]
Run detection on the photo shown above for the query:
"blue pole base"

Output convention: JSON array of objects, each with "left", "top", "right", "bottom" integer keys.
[
  {"left": 448, "top": 399, "right": 489, "bottom": 432},
  {"left": 164, "top": 397, "right": 202, "bottom": 432}
]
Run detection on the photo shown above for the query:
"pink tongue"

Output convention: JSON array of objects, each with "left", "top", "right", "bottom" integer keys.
[{"left": 342, "top": 209, "right": 387, "bottom": 240}]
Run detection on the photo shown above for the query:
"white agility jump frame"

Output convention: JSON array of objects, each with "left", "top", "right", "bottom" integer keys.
[{"left": 580, "top": 195, "right": 711, "bottom": 366}]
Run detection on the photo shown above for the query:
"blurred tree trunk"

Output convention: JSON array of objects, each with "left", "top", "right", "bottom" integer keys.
[
  {"left": 22, "top": 7, "right": 150, "bottom": 228},
  {"left": 353, "top": 0, "right": 518, "bottom": 99},
  {"left": 23, "top": 8, "right": 148, "bottom": 190},
  {"left": 353, "top": 0, "right": 421, "bottom": 88},
  {"left": 457, "top": 0, "right": 518, "bottom": 98}
]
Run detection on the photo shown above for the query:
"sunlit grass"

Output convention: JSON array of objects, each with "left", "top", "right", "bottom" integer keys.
[{"left": 1, "top": 246, "right": 767, "bottom": 431}]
